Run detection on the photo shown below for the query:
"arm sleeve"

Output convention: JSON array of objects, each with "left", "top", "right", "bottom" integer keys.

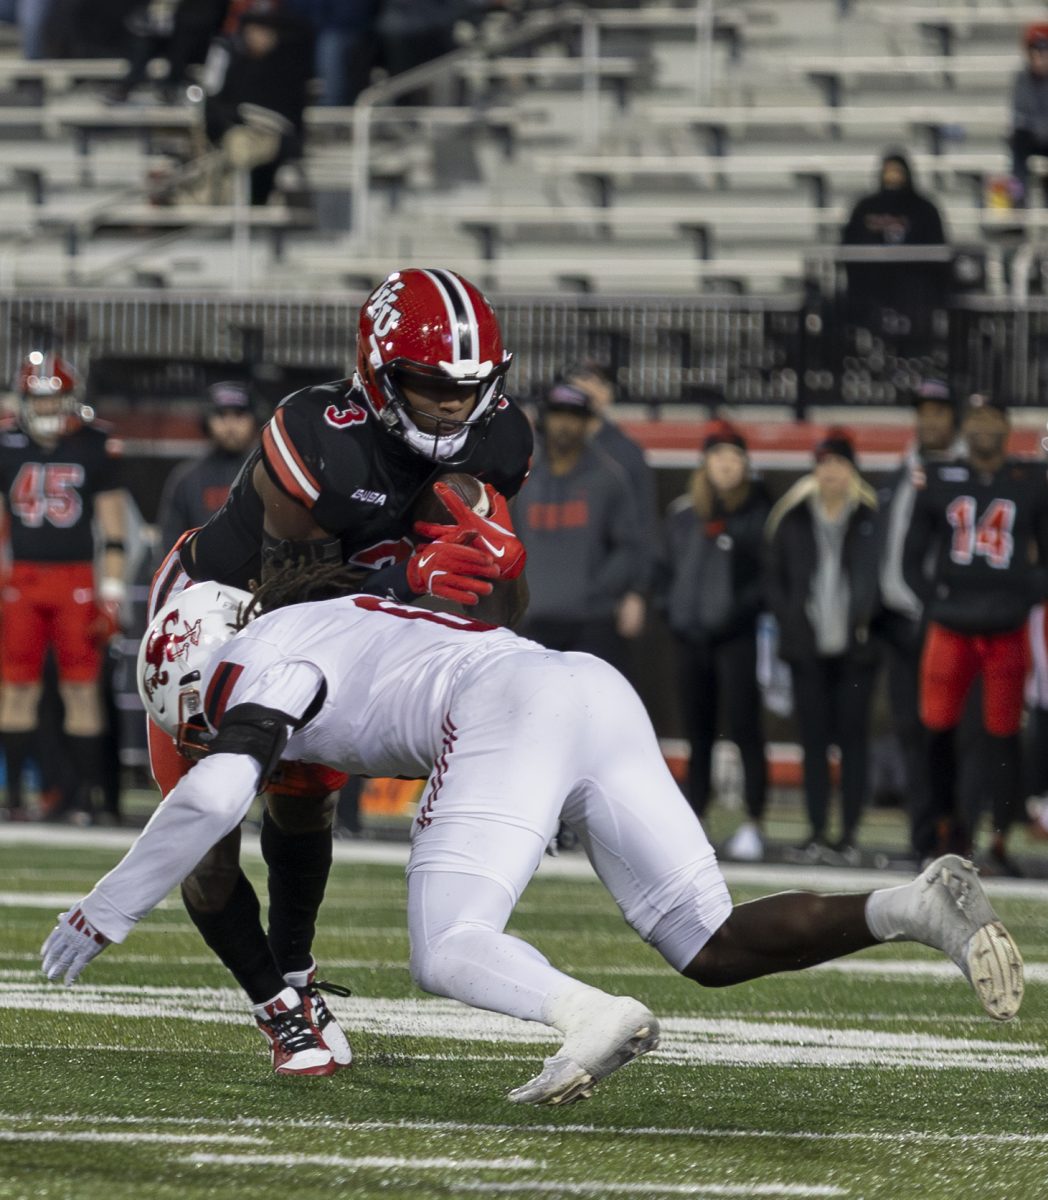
[
  {"left": 79, "top": 753, "right": 262, "bottom": 942},
  {"left": 902, "top": 484, "right": 936, "bottom": 602},
  {"left": 259, "top": 403, "right": 323, "bottom": 510},
  {"left": 93, "top": 436, "right": 125, "bottom": 494},
  {"left": 590, "top": 474, "right": 646, "bottom": 600},
  {"left": 764, "top": 519, "right": 788, "bottom": 626}
]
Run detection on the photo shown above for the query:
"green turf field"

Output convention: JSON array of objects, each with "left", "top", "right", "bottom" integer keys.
[{"left": 1, "top": 831, "right": 1046, "bottom": 1200}]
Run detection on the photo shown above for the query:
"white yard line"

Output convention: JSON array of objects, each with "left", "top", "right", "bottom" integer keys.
[
  {"left": 447, "top": 1186, "right": 845, "bottom": 1198},
  {"left": 0, "top": 1131, "right": 264, "bottom": 1145},
  {"left": 5, "top": 825, "right": 1048, "bottom": 898},
  {"left": 5, "top": 1112, "right": 1047, "bottom": 1148},
  {"left": 2, "top": 985, "right": 1043, "bottom": 1071},
  {"left": 188, "top": 1152, "right": 538, "bottom": 1171}
]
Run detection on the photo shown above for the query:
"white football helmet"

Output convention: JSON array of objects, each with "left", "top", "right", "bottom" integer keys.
[{"left": 138, "top": 581, "right": 252, "bottom": 747}]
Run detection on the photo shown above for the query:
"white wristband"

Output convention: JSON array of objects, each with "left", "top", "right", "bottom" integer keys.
[{"left": 98, "top": 577, "right": 127, "bottom": 604}]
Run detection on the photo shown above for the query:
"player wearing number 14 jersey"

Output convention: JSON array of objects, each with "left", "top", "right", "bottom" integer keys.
[
  {"left": 903, "top": 394, "right": 1048, "bottom": 868},
  {"left": 0, "top": 352, "right": 126, "bottom": 821}
]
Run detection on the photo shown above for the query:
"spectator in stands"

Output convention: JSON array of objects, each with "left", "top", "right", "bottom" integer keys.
[
  {"left": 516, "top": 381, "right": 645, "bottom": 671},
  {"left": 659, "top": 420, "right": 770, "bottom": 860},
  {"left": 203, "top": 0, "right": 314, "bottom": 205},
  {"left": 562, "top": 361, "right": 657, "bottom": 651},
  {"left": 156, "top": 380, "right": 259, "bottom": 553},
  {"left": 903, "top": 394, "right": 1048, "bottom": 875},
  {"left": 108, "top": 1, "right": 228, "bottom": 105},
  {"left": 765, "top": 428, "right": 881, "bottom": 865},
  {"left": 876, "top": 379, "right": 964, "bottom": 864},
  {"left": 1010, "top": 22, "right": 1048, "bottom": 205},
  {"left": 287, "top": 0, "right": 378, "bottom": 106},
  {"left": 841, "top": 150, "right": 948, "bottom": 340},
  {"left": 376, "top": 0, "right": 478, "bottom": 104}
]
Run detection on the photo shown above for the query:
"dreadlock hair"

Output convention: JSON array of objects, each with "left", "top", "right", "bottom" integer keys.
[{"left": 236, "top": 561, "right": 371, "bottom": 629}]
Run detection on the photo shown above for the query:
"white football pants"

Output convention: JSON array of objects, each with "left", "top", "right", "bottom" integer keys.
[{"left": 406, "top": 650, "right": 733, "bottom": 1023}]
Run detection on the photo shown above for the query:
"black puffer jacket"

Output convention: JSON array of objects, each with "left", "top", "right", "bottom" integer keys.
[
  {"left": 660, "top": 478, "right": 771, "bottom": 644},
  {"left": 765, "top": 480, "right": 880, "bottom": 664}
]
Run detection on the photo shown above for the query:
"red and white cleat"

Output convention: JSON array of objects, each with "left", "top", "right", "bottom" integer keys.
[
  {"left": 285, "top": 961, "right": 353, "bottom": 1069},
  {"left": 252, "top": 985, "right": 336, "bottom": 1077}
]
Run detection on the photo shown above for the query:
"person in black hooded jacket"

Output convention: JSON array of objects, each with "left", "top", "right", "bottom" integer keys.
[
  {"left": 841, "top": 150, "right": 948, "bottom": 338},
  {"left": 765, "top": 428, "right": 881, "bottom": 864},
  {"left": 660, "top": 421, "right": 770, "bottom": 860}
]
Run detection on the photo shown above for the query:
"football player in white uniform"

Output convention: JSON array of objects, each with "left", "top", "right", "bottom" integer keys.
[{"left": 42, "top": 573, "right": 1024, "bottom": 1104}]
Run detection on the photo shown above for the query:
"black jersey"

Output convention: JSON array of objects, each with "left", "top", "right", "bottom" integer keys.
[
  {"left": 903, "top": 457, "right": 1048, "bottom": 633},
  {"left": 157, "top": 448, "right": 254, "bottom": 553},
  {"left": 188, "top": 379, "right": 533, "bottom": 591},
  {"left": 0, "top": 417, "right": 122, "bottom": 563}
]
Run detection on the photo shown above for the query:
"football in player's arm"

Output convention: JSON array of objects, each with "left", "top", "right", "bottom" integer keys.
[
  {"left": 0, "top": 352, "right": 127, "bottom": 821},
  {"left": 140, "top": 269, "right": 534, "bottom": 1076},
  {"left": 43, "top": 574, "right": 1023, "bottom": 1103}
]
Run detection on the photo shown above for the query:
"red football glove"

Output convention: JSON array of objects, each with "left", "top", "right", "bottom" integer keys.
[
  {"left": 414, "top": 483, "right": 527, "bottom": 581},
  {"left": 406, "top": 540, "right": 499, "bottom": 606},
  {"left": 88, "top": 599, "right": 122, "bottom": 645}
]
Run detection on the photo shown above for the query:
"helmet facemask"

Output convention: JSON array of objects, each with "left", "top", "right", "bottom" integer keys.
[
  {"left": 17, "top": 352, "right": 82, "bottom": 441},
  {"left": 366, "top": 353, "right": 511, "bottom": 464},
  {"left": 137, "top": 582, "right": 254, "bottom": 756}
]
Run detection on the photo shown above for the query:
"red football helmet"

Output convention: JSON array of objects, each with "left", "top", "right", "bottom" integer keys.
[
  {"left": 355, "top": 268, "right": 512, "bottom": 463},
  {"left": 16, "top": 351, "right": 82, "bottom": 439}
]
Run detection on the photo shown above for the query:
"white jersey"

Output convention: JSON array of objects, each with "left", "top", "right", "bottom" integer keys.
[
  {"left": 207, "top": 595, "right": 537, "bottom": 779},
  {"left": 83, "top": 593, "right": 731, "bottom": 970}
]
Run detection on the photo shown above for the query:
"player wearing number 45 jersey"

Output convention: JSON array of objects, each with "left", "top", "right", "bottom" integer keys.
[
  {"left": 42, "top": 573, "right": 1023, "bottom": 1105},
  {"left": 904, "top": 393, "right": 1048, "bottom": 870},
  {"left": 0, "top": 352, "right": 127, "bottom": 823},
  {"left": 145, "top": 268, "right": 532, "bottom": 1074}
]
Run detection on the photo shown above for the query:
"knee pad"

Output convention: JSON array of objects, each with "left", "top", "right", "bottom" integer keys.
[{"left": 265, "top": 788, "right": 336, "bottom": 834}]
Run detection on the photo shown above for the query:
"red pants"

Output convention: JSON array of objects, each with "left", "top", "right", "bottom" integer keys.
[
  {"left": 0, "top": 560, "right": 102, "bottom": 684},
  {"left": 919, "top": 621, "right": 1028, "bottom": 737}
]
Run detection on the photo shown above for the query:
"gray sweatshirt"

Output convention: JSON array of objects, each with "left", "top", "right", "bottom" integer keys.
[
  {"left": 806, "top": 495, "right": 854, "bottom": 656},
  {"left": 517, "top": 444, "right": 645, "bottom": 621}
]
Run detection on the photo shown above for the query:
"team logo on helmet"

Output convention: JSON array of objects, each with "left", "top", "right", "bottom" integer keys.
[
  {"left": 141, "top": 609, "right": 203, "bottom": 709},
  {"left": 367, "top": 279, "right": 405, "bottom": 339}
]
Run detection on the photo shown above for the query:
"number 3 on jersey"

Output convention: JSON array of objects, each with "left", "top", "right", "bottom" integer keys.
[
  {"left": 9, "top": 462, "right": 85, "bottom": 528},
  {"left": 946, "top": 495, "right": 1016, "bottom": 569}
]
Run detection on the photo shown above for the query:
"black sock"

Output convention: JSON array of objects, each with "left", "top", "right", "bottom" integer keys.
[
  {"left": 1, "top": 730, "right": 35, "bottom": 811},
  {"left": 260, "top": 809, "right": 333, "bottom": 976},
  {"left": 66, "top": 733, "right": 106, "bottom": 814},
  {"left": 925, "top": 727, "right": 966, "bottom": 850},
  {"left": 986, "top": 732, "right": 1021, "bottom": 838},
  {"left": 182, "top": 872, "right": 286, "bottom": 1004}
]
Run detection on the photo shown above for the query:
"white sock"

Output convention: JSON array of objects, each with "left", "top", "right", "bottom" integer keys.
[
  {"left": 250, "top": 984, "right": 301, "bottom": 1021},
  {"left": 865, "top": 883, "right": 915, "bottom": 944}
]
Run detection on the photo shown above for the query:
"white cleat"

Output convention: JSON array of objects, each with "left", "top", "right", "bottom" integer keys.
[
  {"left": 724, "top": 821, "right": 765, "bottom": 863},
  {"left": 508, "top": 995, "right": 660, "bottom": 1106},
  {"left": 908, "top": 854, "right": 1024, "bottom": 1021}
]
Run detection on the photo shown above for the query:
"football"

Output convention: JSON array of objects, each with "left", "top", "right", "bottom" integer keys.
[{"left": 413, "top": 472, "right": 490, "bottom": 526}]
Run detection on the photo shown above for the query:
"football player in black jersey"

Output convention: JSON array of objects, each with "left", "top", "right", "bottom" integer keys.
[
  {"left": 0, "top": 353, "right": 127, "bottom": 823},
  {"left": 903, "top": 394, "right": 1048, "bottom": 871},
  {"left": 146, "top": 268, "right": 533, "bottom": 1075}
]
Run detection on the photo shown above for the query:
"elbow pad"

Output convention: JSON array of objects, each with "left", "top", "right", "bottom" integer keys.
[
  {"left": 209, "top": 702, "right": 292, "bottom": 786},
  {"left": 261, "top": 531, "right": 342, "bottom": 579}
]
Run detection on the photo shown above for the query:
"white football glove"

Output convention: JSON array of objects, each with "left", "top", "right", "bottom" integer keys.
[{"left": 41, "top": 907, "right": 111, "bottom": 984}]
